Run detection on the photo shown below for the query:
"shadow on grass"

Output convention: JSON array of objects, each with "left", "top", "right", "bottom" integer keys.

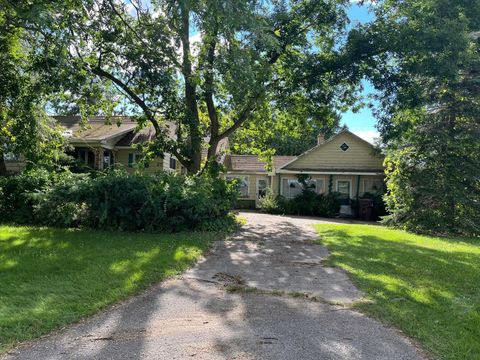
[
  {"left": 0, "top": 226, "right": 220, "bottom": 352},
  {"left": 316, "top": 226, "right": 480, "bottom": 360}
]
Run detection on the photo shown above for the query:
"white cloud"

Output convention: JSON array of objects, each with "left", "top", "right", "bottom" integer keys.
[{"left": 352, "top": 130, "right": 380, "bottom": 144}]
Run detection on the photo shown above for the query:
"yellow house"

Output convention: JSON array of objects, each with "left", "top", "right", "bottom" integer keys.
[
  {"left": 54, "top": 116, "right": 179, "bottom": 173},
  {"left": 5, "top": 115, "right": 229, "bottom": 174},
  {"left": 224, "top": 129, "right": 385, "bottom": 210}
]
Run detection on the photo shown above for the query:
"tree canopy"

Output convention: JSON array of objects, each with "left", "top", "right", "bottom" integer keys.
[
  {"left": 4, "top": 0, "right": 381, "bottom": 173},
  {"left": 370, "top": 0, "right": 480, "bottom": 235},
  {"left": 0, "top": 8, "right": 65, "bottom": 175}
]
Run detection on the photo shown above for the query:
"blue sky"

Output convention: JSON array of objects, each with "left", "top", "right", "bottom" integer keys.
[{"left": 341, "top": 3, "right": 379, "bottom": 143}]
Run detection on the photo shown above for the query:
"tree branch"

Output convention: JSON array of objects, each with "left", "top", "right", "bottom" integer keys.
[{"left": 89, "top": 66, "right": 160, "bottom": 133}]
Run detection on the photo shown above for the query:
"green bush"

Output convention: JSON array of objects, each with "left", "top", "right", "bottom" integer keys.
[
  {"left": 0, "top": 169, "right": 238, "bottom": 232},
  {"left": 0, "top": 169, "right": 57, "bottom": 223},
  {"left": 258, "top": 188, "right": 341, "bottom": 218},
  {"left": 257, "top": 188, "right": 282, "bottom": 214},
  {"left": 316, "top": 192, "right": 342, "bottom": 217}
]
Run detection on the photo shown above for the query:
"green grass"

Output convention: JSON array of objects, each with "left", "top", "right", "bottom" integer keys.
[
  {"left": 0, "top": 225, "right": 221, "bottom": 352},
  {"left": 315, "top": 224, "right": 480, "bottom": 360}
]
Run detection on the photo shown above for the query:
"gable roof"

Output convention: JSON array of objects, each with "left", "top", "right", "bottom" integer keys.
[
  {"left": 53, "top": 116, "right": 137, "bottom": 143},
  {"left": 279, "top": 129, "right": 374, "bottom": 169},
  {"left": 54, "top": 116, "right": 231, "bottom": 158},
  {"left": 225, "top": 155, "right": 296, "bottom": 173}
]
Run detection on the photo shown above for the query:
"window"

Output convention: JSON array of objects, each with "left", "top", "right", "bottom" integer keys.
[
  {"left": 4, "top": 153, "right": 19, "bottom": 161},
  {"left": 257, "top": 179, "right": 268, "bottom": 199},
  {"left": 103, "top": 150, "right": 114, "bottom": 168},
  {"left": 76, "top": 149, "right": 95, "bottom": 168},
  {"left": 337, "top": 180, "right": 351, "bottom": 198},
  {"left": 227, "top": 176, "right": 249, "bottom": 198},
  {"left": 316, "top": 178, "right": 325, "bottom": 194},
  {"left": 364, "top": 178, "right": 384, "bottom": 194},
  {"left": 169, "top": 156, "right": 177, "bottom": 170},
  {"left": 128, "top": 153, "right": 136, "bottom": 167},
  {"left": 128, "top": 153, "right": 149, "bottom": 168},
  {"left": 281, "top": 178, "right": 321, "bottom": 199}
]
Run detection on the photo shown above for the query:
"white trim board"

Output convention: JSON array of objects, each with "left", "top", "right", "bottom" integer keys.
[{"left": 277, "top": 170, "right": 383, "bottom": 176}]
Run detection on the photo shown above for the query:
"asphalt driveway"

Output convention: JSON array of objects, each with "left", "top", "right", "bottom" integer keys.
[{"left": 3, "top": 212, "right": 426, "bottom": 360}]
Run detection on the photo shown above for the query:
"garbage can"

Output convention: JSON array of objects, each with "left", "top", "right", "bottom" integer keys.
[{"left": 359, "top": 198, "right": 374, "bottom": 221}]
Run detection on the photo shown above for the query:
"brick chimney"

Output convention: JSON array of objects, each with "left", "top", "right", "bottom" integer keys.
[{"left": 317, "top": 133, "right": 325, "bottom": 145}]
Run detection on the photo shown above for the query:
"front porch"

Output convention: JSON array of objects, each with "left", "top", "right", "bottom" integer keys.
[{"left": 70, "top": 147, "right": 115, "bottom": 170}]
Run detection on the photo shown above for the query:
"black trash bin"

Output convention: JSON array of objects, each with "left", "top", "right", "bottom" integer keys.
[{"left": 359, "top": 198, "right": 374, "bottom": 221}]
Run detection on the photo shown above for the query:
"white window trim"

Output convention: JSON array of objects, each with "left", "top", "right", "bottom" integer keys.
[
  {"left": 256, "top": 177, "right": 269, "bottom": 199},
  {"left": 226, "top": 175, "right": 250, "bottom": 198},
  {"left": 280, "top": 177, "right": 314, "bottom": 199},
  {"left": 336, "top": 179, "right": 352, "bottom": 198},
  {"left": 280, "top": 177, "right": 295, "bottom": 198},
  {"left": 313, "top": 176, "right": 326, "bottom": 194},
  {"left": 363, "top": 178, "right": 384, "bottom": 194},
  {"left": 128, "top": 152, "right": 139, "bottom": 167}
]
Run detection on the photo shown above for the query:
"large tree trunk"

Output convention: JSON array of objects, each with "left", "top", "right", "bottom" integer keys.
[
  {"left": 0, "top": 150, "right": 7, "bottom": 176},
  {"left": 180, "top": 1, "right": 202, "bottom": 174}
]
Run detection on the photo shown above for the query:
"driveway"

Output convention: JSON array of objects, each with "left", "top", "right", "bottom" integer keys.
[{"left": 3, "top": 212, "right": 425, "bottom": 360}]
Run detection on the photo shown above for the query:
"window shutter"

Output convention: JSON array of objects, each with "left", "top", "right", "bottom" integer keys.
[{"left": 128, "top": 153, "right": 134, "bottom": 167}]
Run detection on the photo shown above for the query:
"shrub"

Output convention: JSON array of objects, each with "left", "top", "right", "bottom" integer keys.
[
  {"left": 32, "top": 172, "right": 91, "bottom": 227},
  {"left": 0, "top": 169, "right": 238, "bottom": 232},
  {"left": 258, "top": 188, "right": 341, "bottom": 218},
  {"left": 258, "top": 188, "right": 282, "bottom": 214},
  {"left": 289, "top": 189, "right": 319, "bottom": 216},
  {"left": 316, "top": 192, "right": 341, "bottom": 217},
  {"left": 0, "top": 169, "right": 56, "bottom": 223}
]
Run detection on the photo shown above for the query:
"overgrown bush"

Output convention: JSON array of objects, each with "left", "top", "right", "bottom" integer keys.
[
  {"left": 0, "top": 169, "right": 238, "bottom": 232},
  {"left": 257, "top": 188, "right": 282, "bottom": 214},
  {"left": 0, "top": 169, "right": 68, "bottom": 223},
  {"left": 258, "top": 188, "right": 341, "bottom": 217},
  {"left": 361, "top": 192, "right": 387, "bottom": 220}
]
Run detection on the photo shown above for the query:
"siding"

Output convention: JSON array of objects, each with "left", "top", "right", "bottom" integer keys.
[
  {"left": 276, "top": 174, "right": 384, "bottom": 198},
  {"left": 115, "top": 149, "right": 164, "bottom": 174},
  {"left": 225, "top": 173, "right": 270, "bottom": 201},
  {"left": 5, "top": 160, "right": 25, "bottom": 174},
  {"left": 228, "top": 172, "right": 385, "bottom": 202},
  {"left": 162, "top": 153, "right": 179, "bottom": 172},
  {"left": 283, "top": 132, "right": 383, "bottom": 171}
]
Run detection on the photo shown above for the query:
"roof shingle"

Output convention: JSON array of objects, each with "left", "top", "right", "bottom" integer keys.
[
  {"left": 53, "top": 116, "right": 137, "bottom": 141},
  {"left": 225, "top": 155, "right": 296, "bottom": 172}
]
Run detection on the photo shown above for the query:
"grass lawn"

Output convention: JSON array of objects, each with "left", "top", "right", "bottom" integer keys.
[
  {"left": 0, "top": 225, "right": 221, "bottom": 352},
  {"left": 315, "top": 224, "right": 480, "bottom": 360}
]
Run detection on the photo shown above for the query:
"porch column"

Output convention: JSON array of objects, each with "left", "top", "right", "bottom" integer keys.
[{"left": 95, "top": 148, "right": 104, "bottom": 170}]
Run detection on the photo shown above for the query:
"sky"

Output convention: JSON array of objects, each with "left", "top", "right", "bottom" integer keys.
[
  {"left": 341, "top": 3, "right": 379, "bottom": 143},
  {"left": 122, "top": 1, "right": 381, "bottom": 143}
]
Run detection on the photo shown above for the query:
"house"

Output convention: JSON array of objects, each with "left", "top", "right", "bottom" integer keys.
[
  {"left": 10, "top": 115, "right": 228, "bottom": 173},
  {"left": 54, "top": 116, "right": 180, "bottom": 172},
  {"left": 5, "top": 116, "right": 230, "bottom": 174},
  {"left": 5, "top": 117, "right": 385, "bottom": 211},
  {"left": 224, "top": 129, "right": 385, "bottom": 209}
]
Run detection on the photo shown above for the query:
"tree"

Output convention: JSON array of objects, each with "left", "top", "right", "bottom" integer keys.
[
  {"left": 371, "top": 0, "right": 480, "bottom": 235},
  {"left": 6, "top": 0, "right": 382, "bottom": 174},
  {"left": 0, "top": 9, "right": 65, "bottom": 176},
  {"left": 231, "top": 102, "right": 340, "bottom": 156}
]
